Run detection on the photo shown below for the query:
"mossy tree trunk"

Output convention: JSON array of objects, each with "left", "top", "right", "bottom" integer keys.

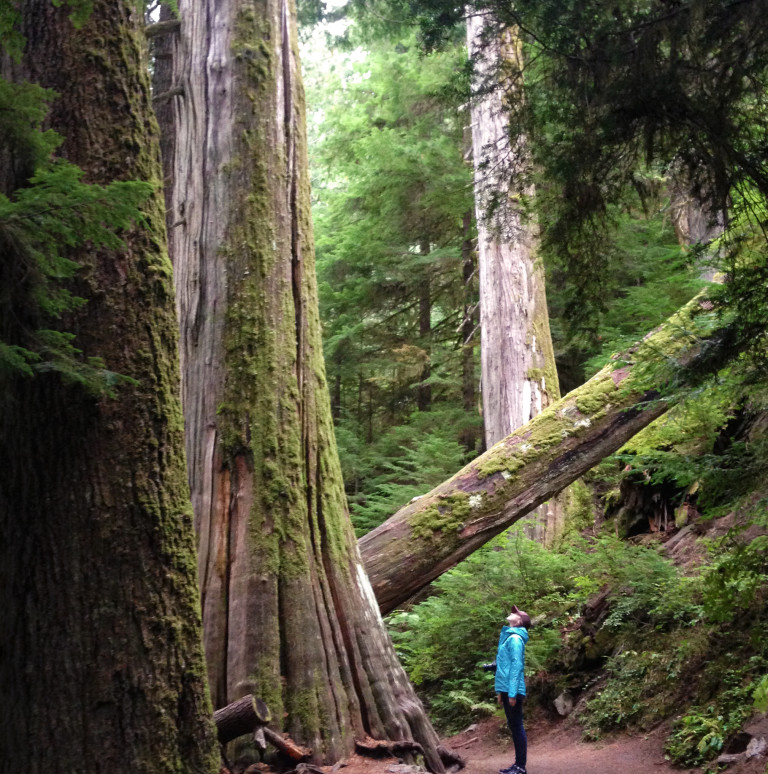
[
  {"left": 360, "top": 293, "right": 732, "bottom": 614},
  {"left": 0, "top": 2, "right": 220, "bottom": 773},
  {"left": 466, "top": 16, "right": 563, "bottom": 543},
  {"left": 162, "top": 0, "right": 445, "bottom": 768}
]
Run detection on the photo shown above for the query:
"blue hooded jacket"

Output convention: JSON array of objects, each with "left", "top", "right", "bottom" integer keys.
[{"left": 494, "top": 625, "right": 529, "bottom": 697}]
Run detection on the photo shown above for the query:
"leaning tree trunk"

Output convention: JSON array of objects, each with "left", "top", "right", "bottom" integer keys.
[
  {"left": 466, "top": 15, "right": 563, "bottom": 543},
  {"left": 0, "top": 3, "right": 220, "bottom": 773},
  {"left": 161, "top": 0, "right": 445, "bottom": 768},
  {"left": 360, "top": 291, "right": 733, "bottom": 613}
]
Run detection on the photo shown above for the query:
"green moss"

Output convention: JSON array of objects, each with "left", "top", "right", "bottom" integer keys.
[
  {"left": 476, "top": 451, "right": 525, "bottom": 481},
  {"left": 409, "top": 492, "right": 473, "bottom": 539},
  {"left": 530, "top": 294, "right": 561, "bottom": 401},
  {"left": 232, "top": 5, "right": 274, "bottom": 88},
  {"left": 561, "top": 478, "right": 595, "bottom": 534},
  {"left": 574, "top": 374, "right": 617, "bottom": 416}
]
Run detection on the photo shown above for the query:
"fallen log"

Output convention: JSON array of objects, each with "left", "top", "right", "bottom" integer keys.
[
  {"left": 360, "top": 292, "right": 736, "bottom": 614},
  {"left": 213, "top": 694, "right": 271, "bottom": 745}
]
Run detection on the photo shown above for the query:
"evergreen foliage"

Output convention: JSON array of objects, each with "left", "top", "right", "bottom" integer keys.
[
  {"left": 305, "top": 29, "right": 481, "bottom": 531},
  {"left": 0, "top": 17, "right": 152, "bottom": 394},
  {"left": 344, "top": 0, "right": 768, "bottom": 372},
  {"left": 302, "top": 10, "right": 768, "bottom": 763},
  {"left": 547, "top": 191, "right": 705, "bottom": 390}
]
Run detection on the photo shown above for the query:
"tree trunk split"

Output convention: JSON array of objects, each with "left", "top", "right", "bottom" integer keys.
[{"left": 360, "top": 291, "right": 733, "bottom": 614}]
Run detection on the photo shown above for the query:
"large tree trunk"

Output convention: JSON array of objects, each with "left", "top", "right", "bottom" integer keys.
[
  {"left": 466, "top": 18, "right": 560, "bottom": 444},
  {"left": 466, "top": 16, "right": 563, "bottom": 543},
  {"left": 161, "top": 0, "right": 445, "bottom": 768},
  {"left": 360, "top": 292, "right": 732, "bottom": 614},
  {"left": 0, "top": 3, "right": 220, "bottom": 773},
  {"left": 460, "top": 210, "right": 480, "bottom": 453}
]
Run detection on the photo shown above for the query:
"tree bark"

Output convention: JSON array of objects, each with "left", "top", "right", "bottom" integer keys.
[
  {"left": 466, "top": 16, "right": 563, "bottom": 543},
  {"left": 466, "top": 18, "right": 560, "bottom": 445},
  {"left": 0, "top": 2, "right": 220, "bottom": 773},
  {"left": 161, "top": 0, "right": 445, "bottom": 768},
  {"left": 460, "top": 210, "right": 480, "bottom": 453},
  {"left": 360, "top": 292, "right": 732, "bottom": 614},
  {"left": 417, "top": 243, "right": 432, "bottom": 412}
]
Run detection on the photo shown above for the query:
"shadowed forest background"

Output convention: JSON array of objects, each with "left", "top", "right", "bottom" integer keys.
[{"left": 1, "top": 0, "right": 768, "bottom": 772}]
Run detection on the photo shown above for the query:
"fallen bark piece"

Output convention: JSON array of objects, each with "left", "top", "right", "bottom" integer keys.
[
  {"left": 436, "top": 744, "right": 465, "bottom": 772},
  {"left": 448, "top": 737, "right": 477, "bottom": 750},
  {"left": 263, "top": 727, "right": 312, "bottom": 762},
  {"left": 284, "top": 764, "right": 327, "bottom": 774},
  {"left": 214, "top": 695, "right": 271, "bottom": 744},
  {"left": 253, "top": 727, "right": 267, "bottom": 752},
  {"left": 746, "top": 736, "right": 767, "bottom": 759},
  {"left": 355, "top": 738, "right": 425, "bottom": 759},
  {"left": 360, "top": 292, "right": 735, "bottom": 613}
]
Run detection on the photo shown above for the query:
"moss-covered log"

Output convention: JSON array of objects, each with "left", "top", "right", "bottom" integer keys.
[
  {"left": 0, "top": 2, "right": 220, "bottom": 773},
  {"left": 360, "top": 293, "right": 733, "bottom": 614},
  {"left": 161, "top": 0, "right": 445, "bottom": 769}
]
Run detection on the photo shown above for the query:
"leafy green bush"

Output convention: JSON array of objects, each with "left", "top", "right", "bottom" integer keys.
[
  {"left": 666, "top": 686, "right": 754, "bottom": 768},
  {"left": 701, "top": 534, "right": 768, "bottom": 623},
  {"left": 388, "top": 527, "right": 699, "bottom": 731}
]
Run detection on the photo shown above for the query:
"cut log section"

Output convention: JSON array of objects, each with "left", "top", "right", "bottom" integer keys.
[{"left": 213, "top": 695, "right": 271, "bottom": 745}]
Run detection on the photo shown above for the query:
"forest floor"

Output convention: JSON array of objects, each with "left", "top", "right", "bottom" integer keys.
[
  {"left": 305, "top": 713, "right": 767, "bottom": 774},
  {"left": 443, "top": 714, "right": 692, "bottom": 774}
]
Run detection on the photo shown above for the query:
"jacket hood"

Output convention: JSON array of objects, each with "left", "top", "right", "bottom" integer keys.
[{"left": 502, "top": 625, "right": 529, "bottom": 645}]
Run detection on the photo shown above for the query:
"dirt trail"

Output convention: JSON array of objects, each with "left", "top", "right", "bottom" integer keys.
[
  {"left": 312, "top": 714, "right": 766, "bottom": 774},
  {"left": 446, "top": 717, "right": 698, "bottom": 774}
]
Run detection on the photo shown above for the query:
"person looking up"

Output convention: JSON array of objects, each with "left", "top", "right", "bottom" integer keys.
[{"left": 495, "top": 605, "right": 531, "bottom": 774}]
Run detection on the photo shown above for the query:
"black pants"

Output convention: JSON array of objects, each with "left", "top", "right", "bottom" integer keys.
[{"left": 500, "top": 692, "right": 527, "bottom": 769}]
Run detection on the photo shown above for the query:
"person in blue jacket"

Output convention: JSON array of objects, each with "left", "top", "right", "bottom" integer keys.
[{"left": 495, "top": 605, "right": 531, "bottom": 774}]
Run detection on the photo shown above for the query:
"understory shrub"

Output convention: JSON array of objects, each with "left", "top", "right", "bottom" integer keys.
[{"left": 388, "top": 525, "right": 698, "bottom": 731}]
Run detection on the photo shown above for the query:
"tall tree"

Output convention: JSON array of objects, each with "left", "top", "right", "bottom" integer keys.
[
  {"left": 466, "top": 19, "right": 559, "bottom": 449},
  {"left": 465, "top": 14, "right": 564, "bottom": 544},
  {"left": 162, "top": 0, "right": 446, "bottom": 767},
  {"left": 0, "top": 1, "right": 219, "bottom": 772}
]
